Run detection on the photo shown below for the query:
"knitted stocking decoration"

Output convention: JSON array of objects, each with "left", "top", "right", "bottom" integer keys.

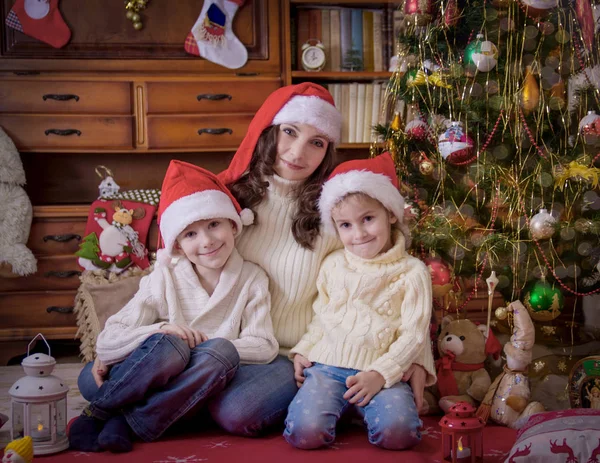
[
  {"left": 184, "top": 0, "right": 248, "bottom": 69},
  {"left": 5, "top": 0, "right": 70, "bottom": 48}
]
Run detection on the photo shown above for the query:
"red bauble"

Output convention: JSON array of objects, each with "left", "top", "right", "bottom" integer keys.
[
  {"left": 443, "top": 0, "right": 460, "bottom": 27},
  {"left": 404, "top": 0, "right": 434, "bottom": 26},
  {"left": 424, "top": 256, "right": 454, "bottom": 297}
]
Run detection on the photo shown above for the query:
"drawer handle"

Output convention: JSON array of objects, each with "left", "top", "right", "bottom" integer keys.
[
  {"left": 45, "top": 129, "right": 82, "bottom": 137},
  {"left": 46, "top": 306, "right": 74, "bottom": 314},
  {"left": 197, "top": 128, "right": 233, "bottom": 136},
  {"left": 43, "top": 234, "right": 82, "bottom": 243},
  {"left": 44, "top": 270, "right": 82, "bottom": 278},
  {"left": 42, "top": 94, "right": 80, "bottom": 102},
  {"left": 196, "top": 93, "right": 232, "bottom": 101}
]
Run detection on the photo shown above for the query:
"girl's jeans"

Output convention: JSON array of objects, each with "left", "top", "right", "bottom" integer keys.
[
  {"left": 283, "top": 363, "right": 422, "bottom": 450},
  {"left": 78, "top": 333, "right": 239, "bottom": 442}
]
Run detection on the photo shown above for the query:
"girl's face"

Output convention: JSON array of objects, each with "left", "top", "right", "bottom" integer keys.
[
  {"left": 274, "top": 123, "right": 329, "bottom": 181},
  {"left": 331, "top": 194, "right": 397, "bottom": 259}
]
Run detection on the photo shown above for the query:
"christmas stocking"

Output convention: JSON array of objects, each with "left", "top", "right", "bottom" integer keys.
[
  {"left": 184, "top": 0, "right": 248, "bottom": 69},
  {"left": 5, "top": 0, "right": 71, "bottom": 48}
]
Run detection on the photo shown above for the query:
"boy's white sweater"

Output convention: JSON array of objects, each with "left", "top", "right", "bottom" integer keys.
[{"left": 95, "top": 249, "right": 278, "bottom": 366}]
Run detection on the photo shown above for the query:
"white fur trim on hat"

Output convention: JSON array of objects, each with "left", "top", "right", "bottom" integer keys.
[
  {"left": 272, "top": 95, "right": 342, "bottom": 144},
  {"left": 319, "top": 170, "right": 406, "bottom": 238},
  {"left": 160, "top": 189, "right": 244, "bottom": 258}
]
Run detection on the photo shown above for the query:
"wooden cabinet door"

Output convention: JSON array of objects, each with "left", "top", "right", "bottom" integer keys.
[{"left": 0, "top": 0, "right": 280, "bottom": 74}]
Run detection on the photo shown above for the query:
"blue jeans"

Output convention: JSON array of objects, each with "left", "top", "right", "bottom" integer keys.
[
  {"left": 207, "top": 355, "right": 297, "bottom": 436},
  {"left": 78, "top": 334, "right": 239, "bottom": 442},
  {"left": 284, "top": 363, "right": 422, "bottom": 450}
]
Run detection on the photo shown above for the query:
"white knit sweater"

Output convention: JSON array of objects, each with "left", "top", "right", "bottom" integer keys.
[
  {"left": 95, "top": 249, "right": 278, "bottom": 366},
  {"left": 290, "top": 230, "right": 437, "bottom": 388},
  {"left": 235, "top": 175, "right": 341, "bottom": 354}
]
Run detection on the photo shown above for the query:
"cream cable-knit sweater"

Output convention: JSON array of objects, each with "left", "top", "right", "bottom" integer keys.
[
  {"left": 235, "top": 175, "right": 341, "bottom": 355},
  {"left": 290, "top": 230, "right": 437, "bottom": 389},
  {"left": 95, "top": 249, "right": 278, "bottom": 366}
]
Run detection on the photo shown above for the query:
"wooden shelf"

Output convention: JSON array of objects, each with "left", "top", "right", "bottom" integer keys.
[
  {"left": 291, "top": 71, "right": 392, "bottom": 80},
  {"left": 291, "top": 0, "right": 399, "bottom": 3}
]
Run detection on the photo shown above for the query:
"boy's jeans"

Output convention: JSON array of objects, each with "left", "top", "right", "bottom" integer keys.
[
  {"left": 284, "top": 363, "right": 422, "bottom": 450},
  {"left": 78, "top": 333, "right": 239, "bottom": 442}
]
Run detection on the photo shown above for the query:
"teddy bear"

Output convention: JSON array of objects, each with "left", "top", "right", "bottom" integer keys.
[
  {"left": 423, "top": 316, "right": 501, "bottom": 414},
  {"left": 0, "top": 126, "right": 37, "bottom": 278},
  {"left": 476, "top": 300, "right": 545, "bottom": 429}
]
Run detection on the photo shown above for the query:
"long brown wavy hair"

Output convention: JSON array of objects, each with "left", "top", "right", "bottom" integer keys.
[{"left": 228, "top": 125, "right": 336, "bottom": 250}]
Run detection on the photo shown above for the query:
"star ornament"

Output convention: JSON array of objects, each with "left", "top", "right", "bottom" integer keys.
[{"left": 534, "top": 360, "right": 545, "bottom": 372}]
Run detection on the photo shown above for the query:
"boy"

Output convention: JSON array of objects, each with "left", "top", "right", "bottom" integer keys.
[
  {"left": 70, "top": 160, "right": 278, "bottom": 453},
  {"left": 284, "top": 152, "right": 436, "bottom": 450}
]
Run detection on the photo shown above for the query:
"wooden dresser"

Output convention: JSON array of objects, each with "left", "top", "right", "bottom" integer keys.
[{"left": 0, "top": 0, "right": 283, "bottom": 364}]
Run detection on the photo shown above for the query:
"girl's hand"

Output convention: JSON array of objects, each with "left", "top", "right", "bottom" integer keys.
[
  {"left": 160, "top": 323, "right": 208, "bottom": 348},
  {"left": 293, "top": 354, "right": 312, "bottom": 387},
  {"left": 343, "top": 371, "right": 385, "bottom": 407},
  {"left": 402, "top": 363, "right": 426, "bottom": 412},
  {"left": 92, "top": 357, "right": 110, "bottom": 388}
]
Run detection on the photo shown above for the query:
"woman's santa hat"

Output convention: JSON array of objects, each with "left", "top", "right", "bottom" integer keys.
[
  {"left": 319, "top": 152, "right": 412, "bottom": 248},
  {"left": 157, "top": 160, "right": 254, "bottom": 265},
  {"left": 218, "top": 82, "right": 342, "bottom": 186}
]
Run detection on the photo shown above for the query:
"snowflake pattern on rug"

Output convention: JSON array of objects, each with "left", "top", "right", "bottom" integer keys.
[{"left": 153, "top": 456, "right": 208, "bottom": 463}]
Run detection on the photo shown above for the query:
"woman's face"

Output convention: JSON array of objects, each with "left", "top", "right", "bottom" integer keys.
[{"left": 273, "top": 123, "right": 329, "bottom": 181}]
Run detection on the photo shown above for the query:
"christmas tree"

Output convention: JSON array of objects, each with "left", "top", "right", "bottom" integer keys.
[{"left": 376, "top": 0, "right": 600, "bottom": 332}]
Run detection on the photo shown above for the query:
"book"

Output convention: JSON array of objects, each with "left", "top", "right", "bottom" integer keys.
[
  {"left": 341, "top": 83, "right": 350, "bottom": 143},
  {"left": 363, "top": 83, "right": 374, "bottom": 142},
  {"left": 340, "top": 8, "right": 352, "bottom": 71},
  {"left": 329, "top": 9, "right": 342, "bottom": 72},
  {"left": 349, "top": 9, "right": 364, "bottom": 71},
  {"left": 372, "top": 10, "right": 384, "bottom": 72},
  {"left": 348, "top": 82, "right": 358, "bottom": 143},
  {"left": 362, "top": 11, "right": 374, "bottom": 73},
  {"left": 296, "top": 9, "right": 311, "bottom": 70},
  {"left": 356, "top": 83, "right": 367, "bottom": 142},
  {"left": 321, "top": 9, "right": 331, "bottom": 71}
]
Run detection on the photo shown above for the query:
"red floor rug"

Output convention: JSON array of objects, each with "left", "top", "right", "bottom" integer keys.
[{"left": 2, "top": 416, "right": 516, "bottom": 463}]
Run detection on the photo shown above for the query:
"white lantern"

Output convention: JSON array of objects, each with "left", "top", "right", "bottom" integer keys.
[{"left": 8, "top": 334, "right": 69, "bottom": 455}]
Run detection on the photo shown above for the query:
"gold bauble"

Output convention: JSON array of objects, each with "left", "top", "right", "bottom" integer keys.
[
  {"left": 133, "top": 21, "right": 143, "bottom": 30},
  {"left": 419, "top": 159, "right": 434, "bottom": 175},
  {"left": 521, "top": 66, "right": 540, "bottom": 114},
  {"left": 495, "top": 306, "right": 508, "bottom": 320},
  {"left": 390, "top": 112, "right": 403, "bottom": 132}
]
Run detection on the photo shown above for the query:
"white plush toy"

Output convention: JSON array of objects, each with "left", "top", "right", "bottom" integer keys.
[
  {"left": 477, "top": 300, "right": 545, "bottom": 429},
  {"left": 0, "top": 127, "right": 37, "bottom": 277}
]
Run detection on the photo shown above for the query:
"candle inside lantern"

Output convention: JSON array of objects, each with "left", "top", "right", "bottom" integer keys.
[
  {"left": 31, "top": 417, "right": 51, "bottom": 442},
  {"left": 454, "top": 437, "right": 471, "bottom": 459}
]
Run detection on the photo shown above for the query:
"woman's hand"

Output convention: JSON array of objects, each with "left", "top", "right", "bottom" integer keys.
[
  {"left": 293, "top": 354, "right": 312, "bottom": 387},
  {"left": 160, "top": 323, "right": 208, "bottom": 348},
  {"left": 92, "top": 357, "right": 110, "bottom": 388},
  {"left": 343, "top": 371, "right": 385, "bottom": 407},
  {"left": 402, "top": 363, "right": 426, "bottom": 413}
]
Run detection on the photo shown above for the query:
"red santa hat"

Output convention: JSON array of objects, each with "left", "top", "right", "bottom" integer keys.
[
  {"left": 218, "top": 82, "right": 342, "bottom": 186},
  {"left": 157, "top": 160, "right": 254, "bottom": 265},
  {"left": 319, "top": 152, "right": 411, "bottom": 247}
]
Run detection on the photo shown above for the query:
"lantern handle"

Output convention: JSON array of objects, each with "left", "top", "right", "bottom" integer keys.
[{"left": 28, "top": 333, "right": 51, "bottom": 357}]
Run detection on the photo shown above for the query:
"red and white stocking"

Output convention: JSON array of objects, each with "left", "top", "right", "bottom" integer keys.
[
  {"left": 184, "top": 0, "right": 248, "bottom": 69},
  {"left": 5, "top": 0, "right": 70, "bottom": 48}
]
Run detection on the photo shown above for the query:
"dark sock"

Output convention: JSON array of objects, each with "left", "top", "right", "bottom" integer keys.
[
  {"left": 68, "top": 414, "right": 105, "bottom": 452},
  {"left": 98, "top": 415, "right": 133, "bottom": 453}
]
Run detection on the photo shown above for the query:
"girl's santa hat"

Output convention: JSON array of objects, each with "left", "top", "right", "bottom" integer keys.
[
  {"left": 319, "top": 152, "right": 412, "bottom": 248},
  {"left": 218, "top": 82, "right": 342, "bottom": 186},
  {"left": 157, "top": 160, "right": 254, "bottom": 265}
]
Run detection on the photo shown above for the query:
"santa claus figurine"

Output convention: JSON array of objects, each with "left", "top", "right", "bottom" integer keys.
[{"left": 2, "top": 436, "right": 34, "bottom": 463}]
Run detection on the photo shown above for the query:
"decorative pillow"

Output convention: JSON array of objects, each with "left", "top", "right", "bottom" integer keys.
[
  {"left": 74, "top": 267, "right": 151, "bottom": 362},
  {"left": 504, "top": 408, "right": 600, "bottom": 462}
]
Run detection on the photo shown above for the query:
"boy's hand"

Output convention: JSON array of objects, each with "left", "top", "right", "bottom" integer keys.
[
  {"left": 402, "top": 363, "right": 426, "bottom": 412},
  {"left": 343, "top": 371, "right": 385, "bottom": 407},
  {"left": 293, "top": 354, "right": 312, "bottom": 388},
  {"left": 92, "top": 357, "right": 110, "bottom": 388},
  {"left": 160, "top": 323, "right": 208, "bottom": 348}
]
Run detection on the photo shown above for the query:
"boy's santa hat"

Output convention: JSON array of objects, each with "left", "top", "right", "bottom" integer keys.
[
  {"left": 157, "top": 160, "right": 254, "bottom": 265},
  {"left": 218, "top": 82, "right": 342, "bottom": 186},
  {"left": 319, "top": 152, "right": 412, "bottom": 247}
]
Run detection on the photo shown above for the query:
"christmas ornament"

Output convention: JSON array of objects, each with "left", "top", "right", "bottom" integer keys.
[
  {"left": 519, "top": 0, "right": 559, "bottom": 19},
  {"left": 419, "top": 158, "right": 435, "bottom": 175},
  {"left": 495, "top": 306, "right": 509, "bottom": 320},
  {"left": 443, "top": 0, "right": 460, "bottom": 27},
  {"left": 404, "top": 201, "right": 422, "bottom": 224},
  {"left": 405, "top": 119, "right": 429, "bottom": 141},
  {"left": 406, "top": 61, "right": 452, "bottom": 88},
  {"left": 554, "top": 161, "right": 600, "bottom": 190},
  {"left": 548, "top": 79, "right": 566, "bottom": 109},
  {"left": 464, "top": 34, "right": 498, "bottom": 73},
  {"left": 521, "top": 66, "right": 540, "bottom": 114},
  {"left": 438, "top": 121, "right": 475, "bottom": 165},
  {"left": 403, "top": 0, "right": 434, "bottom": 26},
  {"left": 5, "top": 0, "right": 71, "bottom": 48},
  {"left": 184, "top": 0, "right": 248, "bottom": 69},
  {"left": 390, "top": 111, "right": 404, "bottom": 132},
  {"left": 529, "top": 208, "right": 557, "bottom": 240},
  {"left": 575, "top": 0, "right": 595, "bottom": 52},
  {"left": 578, "top": 111, "right": 600, "bottom": 146},
  {"left": 124, "top": 0, "right": 149, "bottom": 30},
  {"left": 523, "top": 280, "right": 564, "bottom": 321},
  {"left": 425, "top": 256, "right": 454, "bottom": 297}
]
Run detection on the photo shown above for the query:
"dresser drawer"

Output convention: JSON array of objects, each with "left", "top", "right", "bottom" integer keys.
[
  {"left": 0, "top": 115, "right": 134, "bottom": 150},
  {"left": 0, "top": 81, "right": 131, "bottom": 114},
  {"left": 146, "top": 80, "right": 280, "bottom": 114},
  {"left": 147, "top": 114, "right": 254, "bottom": 149},
  {"left": 0, "top": 291, "right": 77, "bottom": 329},
  {"left": 28, "top": 218, "right": 86, "bottom": 256},
  {"left": 0, "top": 256, "right": 81, "bottom": 292}
]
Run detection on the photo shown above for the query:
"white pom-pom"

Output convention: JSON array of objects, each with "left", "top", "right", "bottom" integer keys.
[
  {"left": 156, "top": 249, "right": 174, "bottom": 267},
  {"left": 239, "top": 208, "right": 254, "bottom": 226}
]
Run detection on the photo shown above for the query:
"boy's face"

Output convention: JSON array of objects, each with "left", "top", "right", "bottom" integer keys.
[
  {"left": 331, "top": 194, "right": 397, "bottom": 259},
  {"left": 274, "top": 123, "right": 329, "bottom": 181},
  {"left": 175, "top": 218, "right": 237, "bottom": 272}
]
